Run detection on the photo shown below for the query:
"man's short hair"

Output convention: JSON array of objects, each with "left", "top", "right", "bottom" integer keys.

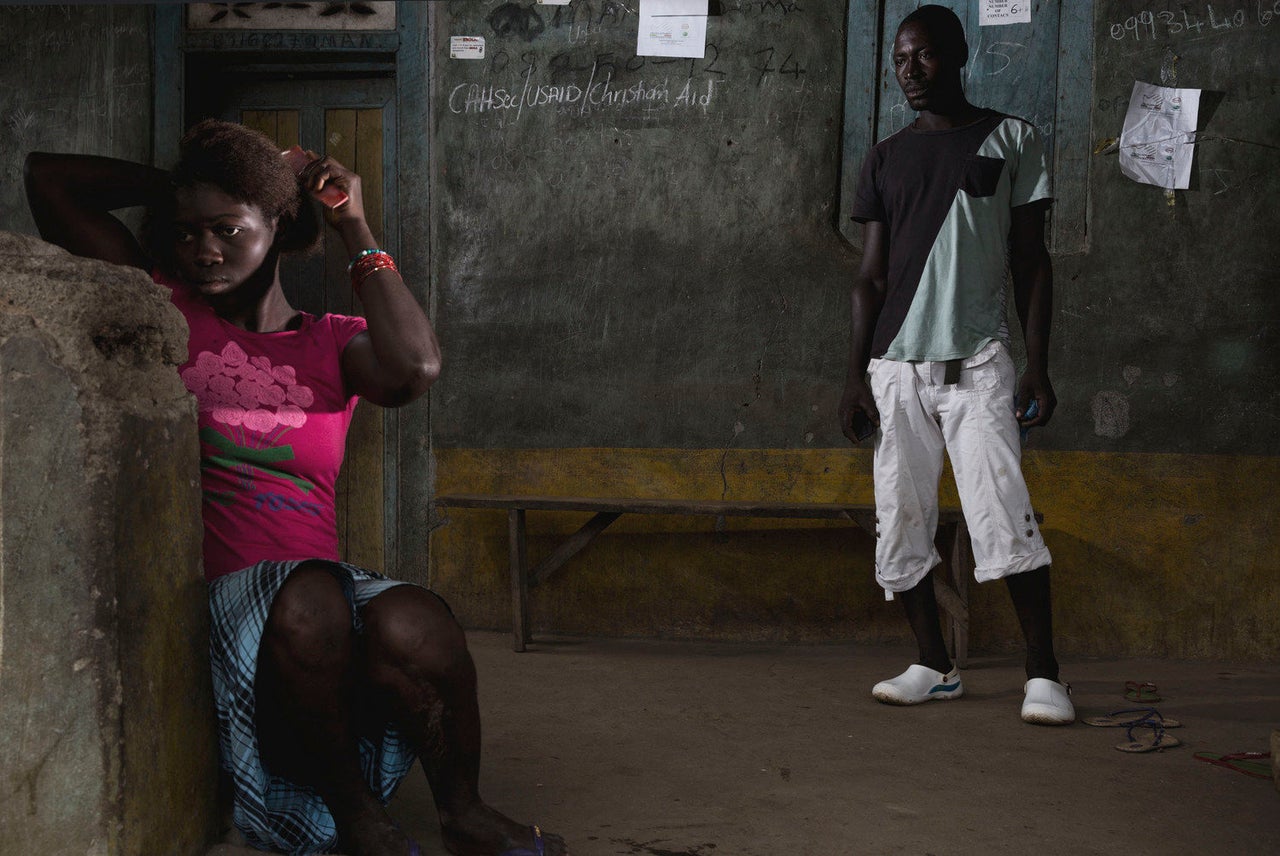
[{"left": 899, "top": 4, "right": 969, "bottom": 67}]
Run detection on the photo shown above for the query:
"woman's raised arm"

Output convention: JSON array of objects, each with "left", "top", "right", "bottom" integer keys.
[
  {"left": 24, "top": 152, "right": 168, "bottom": 269},
  {"left": 296, "top": 153, "right": 441, "bottom": 408}
]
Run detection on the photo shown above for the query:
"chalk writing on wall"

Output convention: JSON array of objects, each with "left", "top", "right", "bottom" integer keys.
[
  {"left": 1108, "top": 3, "right": 1280, "bottom": 41},
  {"left": 449, "top": 75, "right": 720, "bottom": 117},
  {"left": 449, "top": 41, "right": 808, "bottom": 122}
]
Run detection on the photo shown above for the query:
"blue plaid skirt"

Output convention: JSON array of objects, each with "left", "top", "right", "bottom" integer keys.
[{"left": 209, "top": 560, "right": 420, "bottom": 854}]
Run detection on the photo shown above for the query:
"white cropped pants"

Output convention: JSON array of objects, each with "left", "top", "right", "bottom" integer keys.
[{"left": 868, "top": 340, "right": 1051, "bottom": 594}]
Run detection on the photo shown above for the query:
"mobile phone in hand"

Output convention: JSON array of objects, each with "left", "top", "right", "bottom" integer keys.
[
  {"left": 851, "top": 410, "right": 876, "bottom": 442},
  {"left": 1018, "top": 398, "right": 1039, "bottom": 443},
  {"left": 281, "top": 145, "right": 348, "bottom": 209}
]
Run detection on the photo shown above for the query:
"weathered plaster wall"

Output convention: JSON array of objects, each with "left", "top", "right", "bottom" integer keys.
[
  {"left": 0, "top": 3, "right": 153, "bottom": 236},
  {"left": 0, "top": 233, "right": 215, "bottom": 855}
]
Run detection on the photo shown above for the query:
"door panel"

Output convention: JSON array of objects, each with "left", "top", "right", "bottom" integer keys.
[{"left": 240, "top": 109, "right": 301, "bottom": 150}]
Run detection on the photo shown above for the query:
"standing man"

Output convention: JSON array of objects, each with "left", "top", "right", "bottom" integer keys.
[{"left": 838, "top": 5, "right": 1072, "bottom": 725}]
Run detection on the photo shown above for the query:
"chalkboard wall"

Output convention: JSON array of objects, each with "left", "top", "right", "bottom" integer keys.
[
  {"left": 430, "top": 1, "right": 859, "bottom": 450},
  {"left": 430, "top": 0, "right": 1279, "bottom": 456},
  {"left": 1057, "top": 0, "right": 1279, "bottom": 454}
]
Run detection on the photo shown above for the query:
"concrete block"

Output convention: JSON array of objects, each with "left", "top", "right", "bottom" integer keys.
[{"left": 0, "top": 232, "right": 216, "bottom": 855}]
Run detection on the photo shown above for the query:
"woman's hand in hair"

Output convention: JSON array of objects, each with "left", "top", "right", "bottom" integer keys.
[{"left": 295, "top": 152, "right": 366, "bottom": 230}]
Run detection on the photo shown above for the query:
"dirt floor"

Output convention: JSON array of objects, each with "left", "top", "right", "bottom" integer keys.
[{"left": 209, "top": 632, "right": 1280, "bottom": 856}]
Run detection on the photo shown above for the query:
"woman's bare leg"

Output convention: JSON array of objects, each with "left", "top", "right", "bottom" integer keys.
[
  {"left": 361, "top": 586, "right": 567, "bottom": 856},
  {"left": 256, "top": 563, "right": 411, "bottom": 855}
]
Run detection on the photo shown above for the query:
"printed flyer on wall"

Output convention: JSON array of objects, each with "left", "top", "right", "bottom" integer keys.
[
  {"left": 637, "top": 0, "right": 708, "bottom": 58},
  {"left": 1119, "top": 80, "right": 1201, "bottom": 190}
]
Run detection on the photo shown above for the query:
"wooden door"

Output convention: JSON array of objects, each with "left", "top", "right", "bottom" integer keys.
[{"left": 189, "top": 74, "right": 397, "bottom": 574}]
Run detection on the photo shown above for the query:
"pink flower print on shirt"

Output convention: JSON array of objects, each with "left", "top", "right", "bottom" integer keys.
[
  {"left": 186, "top": 341, "right": 320, "bottom": 500},
  {"left": 260, "top": 384, "right": 287, "bottom": 407},
  {"left": 181, "top": 366, "right": 208, "bottom": 393},
  {"left": 243, "top": 408, "right": 278, "bottom": 434},
  {"left": 208, "top": 374, "right": 237, "bottom": 405},
  {"left": 236, "top": 378, "right": 266, "bottom": 409},
  {"left": 286, "top": 384, "right": 315, "bottom": 408},
  {"left": 181, "top": 341, "right": 314, "bottom": 436},
  {"left": 222, "top": 341, "right": 248, "bottom": 368},
  {"left": 213, "top": 406, "right": 245, "bottom": 427},
  {"left": 195, "top": 351, "right": 224, "bottom": 376},
  {"left": 277, "top": 404, "right": 307, "bottom": 428}
]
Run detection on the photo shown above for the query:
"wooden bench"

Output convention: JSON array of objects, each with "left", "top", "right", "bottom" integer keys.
[{"left": 434, "top": 494, "right": 1001, "bottom": 664}]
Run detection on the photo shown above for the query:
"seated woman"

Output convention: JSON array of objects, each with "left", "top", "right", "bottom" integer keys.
[{"left": 25, "top": 120, "right": 567, "bottom": 856}]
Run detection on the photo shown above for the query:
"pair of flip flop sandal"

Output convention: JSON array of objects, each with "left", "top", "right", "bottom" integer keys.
[{"left": 1083, "top": 706, "right": 1183, "bottom": 753}]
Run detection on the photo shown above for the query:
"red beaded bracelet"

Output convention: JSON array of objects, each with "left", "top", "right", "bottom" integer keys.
[{"left": 349, "top": 250, "right": 398, "bottom": 294}]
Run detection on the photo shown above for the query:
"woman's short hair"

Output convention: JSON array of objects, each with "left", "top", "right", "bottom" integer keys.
[{"left": 145, "top": 119, "right": 320, "bottom": 265}]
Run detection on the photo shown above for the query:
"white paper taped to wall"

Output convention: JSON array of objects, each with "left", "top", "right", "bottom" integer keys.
[
  {"left": 637, "top": 0, "right": 708, "bottom": 58},
  {"left": 450, "top": 36, "right": 485, "bottom": 59},
  {"left": 1119, "top": 80, "right": 1201, "bottom": 190},
  {"left": 980, "top": 0, "right": 1031, "bottom": 26}
]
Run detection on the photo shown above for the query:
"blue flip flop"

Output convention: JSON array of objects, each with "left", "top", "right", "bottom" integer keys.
[
  {"left": 1116, "top": 720, "right": 1182, "bottom": 753},
  {"left": 1083, "top": 707, "right": 1182, "bottom": 728},
  {"left": 500, "top": 825, "right": 546, "bottom": 856}
]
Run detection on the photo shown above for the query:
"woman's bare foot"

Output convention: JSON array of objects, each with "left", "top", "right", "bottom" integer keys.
[
  {"left": 440, "top": 802, "right": 568, "bottom": 855},
  {"left": 332, "top": 790, "right": 419, "bottom": 856}
]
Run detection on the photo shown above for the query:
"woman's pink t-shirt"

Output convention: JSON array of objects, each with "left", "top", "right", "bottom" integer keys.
[{"left": 158, "top": 273, "right": 368, "bottom": 581}]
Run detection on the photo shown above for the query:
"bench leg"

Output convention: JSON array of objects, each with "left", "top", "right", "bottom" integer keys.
[{"left": 509, "top": 508, "right": 530, "bottom": 652}]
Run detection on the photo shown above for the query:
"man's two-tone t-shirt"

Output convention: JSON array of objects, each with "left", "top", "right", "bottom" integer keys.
[{"left": 851, "top": 111, "right": 1052, "bottom": 362}]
